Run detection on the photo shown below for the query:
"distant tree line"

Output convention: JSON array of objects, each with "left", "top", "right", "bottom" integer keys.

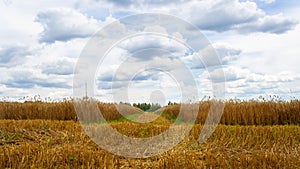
[
  {"left": 118, "top": 101, "right": 178, "bottom": 112},
  {"left": 132, "top": 103, "right": 162, "bottom": 112},
  {"left": 167, "top": 101, "right": 178, "bottom": 106}
]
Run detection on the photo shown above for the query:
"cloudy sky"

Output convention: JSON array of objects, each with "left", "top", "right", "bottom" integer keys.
[{"left": 0, "top": 0, "right": 300, "bottom": 103}]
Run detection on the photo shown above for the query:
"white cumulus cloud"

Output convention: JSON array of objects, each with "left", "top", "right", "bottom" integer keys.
[{"left": 35, "top": 8, "right": 102, "bottom": 43}]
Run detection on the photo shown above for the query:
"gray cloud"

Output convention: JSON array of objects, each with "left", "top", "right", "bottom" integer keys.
[
  {"left": 190, "top": 1, "right": 260, "bottom": 32},
  {"left": 206, "top": 66, "right": 299, "bottom": 87},
  {"left": 246, "top": 71, "right": 297, "bottom": 83},
  {"left": 102, "top": 0, "right": 297, "bottom": 34},
  {"left": 96, "top": 57, "right": 187, "bottom": 91},
  {"left": 97, "top": 81, "right": 128, "bottom": 90},
  {"left": 236, "top": 14, "right": 297, "bottom": 34},
  {"left": 4, "top": 71, "right": 70, "bottom": 89},
  {"left": 209, "top": 67, "right": 244, "bottom": 83},
  {"left": 97, "top": 67, "right": 158, "bottom": 84},
  {"left": 98, "top": 73, "right": 113, "bottom": 82},
  {"left": 199, "top": 66, "right": 300, "bottom": 99},
  {"left": 130, "top": 49, "right": 172, "bottom": 61},
  {"left": 0, "top": 45, "right": 30, "bottom": 68},
  {"left": 41, "top": 59, "right": 74, "bottom": 75},
  {"left": 35, "top": 8, "right": 100, "bottom": 43},
  {"left": 191, "top": 44, "right": 241, "bottom": 69},
  {"left": 102, "top": 0, "right": 133, "bottom": 7},
  {"left": 101, "top": 0, "right": 187, "bottom": 7},
  {"left": 257, "top": 0, "right": 275, "bottom": 4},
  {"left": 4, "top": 79, "right": 69, "bottom": 89},
  {"left": 118, "top": 35, "right": 186, "bottom": 61},
  {"left": 189, "top": 0, "right": 297, "bottom": 34}
]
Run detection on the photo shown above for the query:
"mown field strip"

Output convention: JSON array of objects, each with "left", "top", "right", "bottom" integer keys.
[{"left": 1, "top": 120, "right": 299, "bottom": 168}]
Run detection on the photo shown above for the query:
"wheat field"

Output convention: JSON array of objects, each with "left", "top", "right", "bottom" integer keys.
[
  {"left": 0, "top": 100, "right": 300, "bottom": 168},
  {"left": 1, "top": 100, "right": 300, "bottom": 125}
]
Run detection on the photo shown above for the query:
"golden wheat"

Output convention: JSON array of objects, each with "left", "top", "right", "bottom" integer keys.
[
  {"left": 0, "top": 120, "right": 299, "bottom": 168},
  {"left": 0, "top": 101, "right": 143, "bottom": 121},
  {"left": 156, "top": 100, "right": 300, "bottom": 125}
]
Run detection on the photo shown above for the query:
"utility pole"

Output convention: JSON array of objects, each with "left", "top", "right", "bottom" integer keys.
[{"left": 84, "top": 81, "right": 88, "bottom": 100}]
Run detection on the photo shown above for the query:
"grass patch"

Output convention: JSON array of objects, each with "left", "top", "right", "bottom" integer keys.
[{"left": 97, "top": 113, "right": 142, "bottom": 124}]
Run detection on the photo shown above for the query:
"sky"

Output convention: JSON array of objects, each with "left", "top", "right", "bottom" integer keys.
[{"left": 0, "top": 0, "right": 300, "bottom": 103}]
